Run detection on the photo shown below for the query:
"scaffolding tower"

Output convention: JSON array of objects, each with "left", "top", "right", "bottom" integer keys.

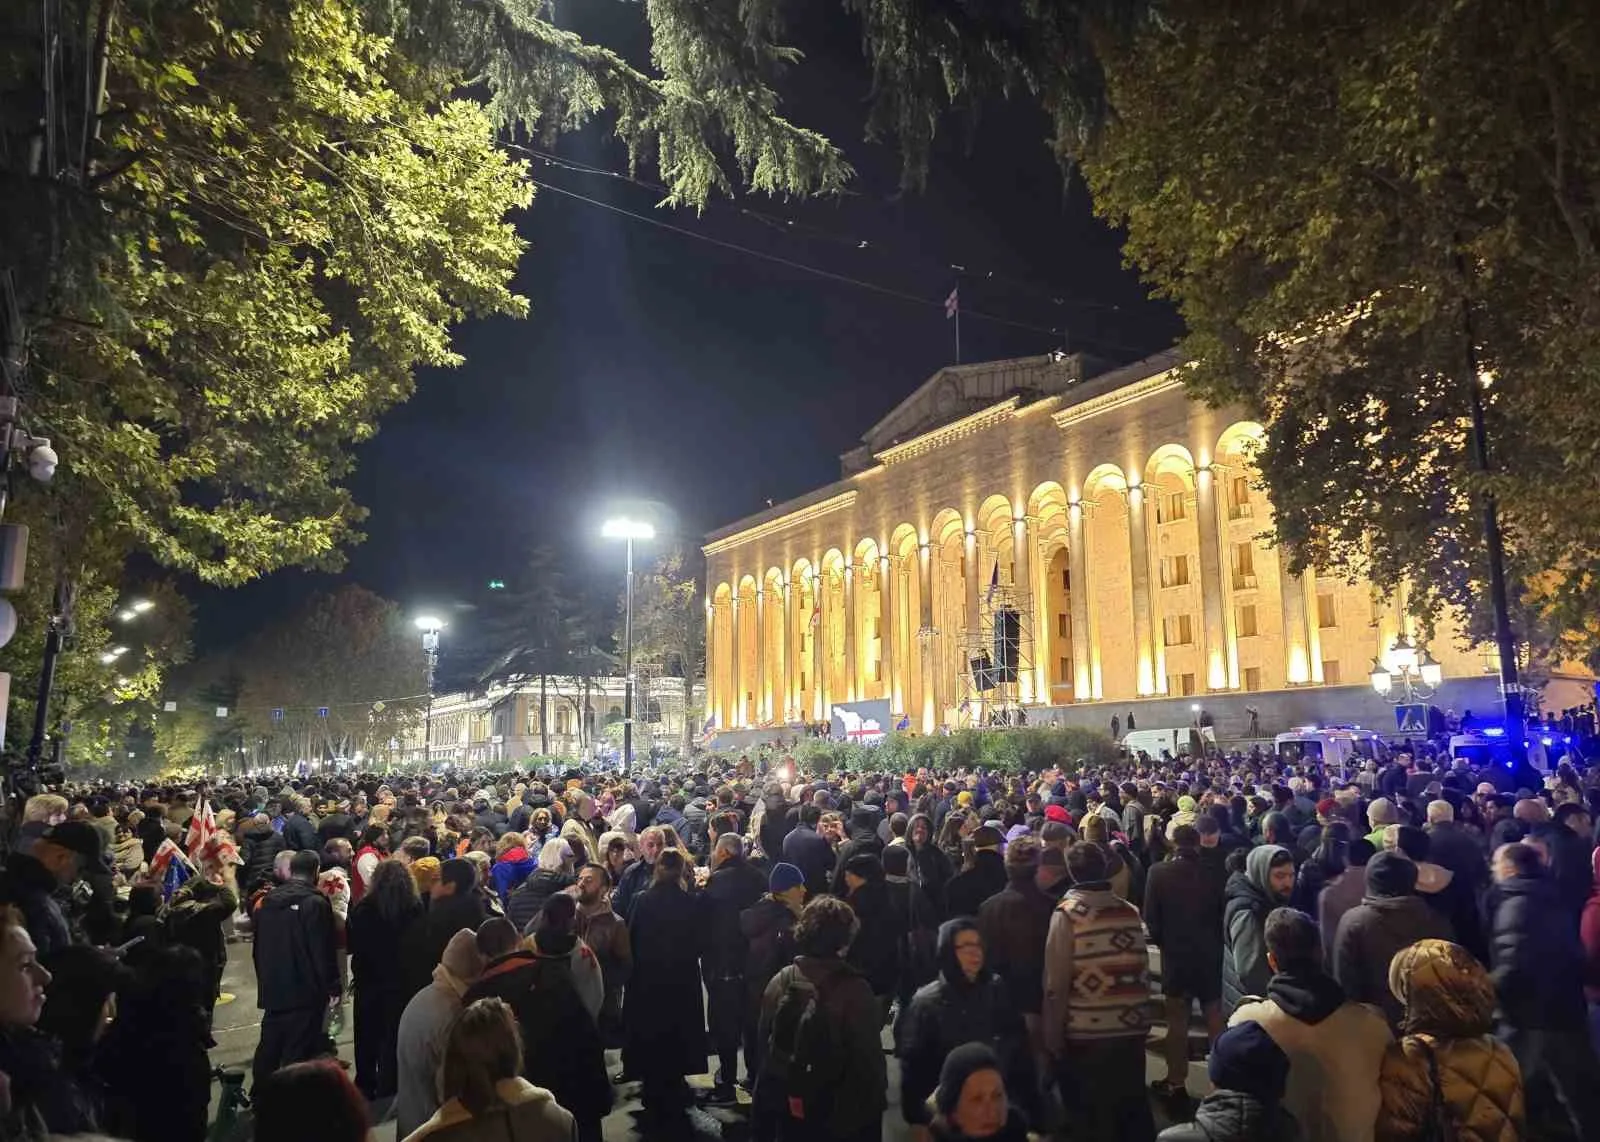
[{"left": 956, "top": 584, "right": 1035, "bottom": 728}]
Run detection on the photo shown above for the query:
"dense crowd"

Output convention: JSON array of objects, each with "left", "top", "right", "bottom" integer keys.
[{"left": 2, "top": 741, "right": 1600, "bottom": 1142}]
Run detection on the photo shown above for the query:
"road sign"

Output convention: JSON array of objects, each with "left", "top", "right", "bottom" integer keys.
[
  {"left": 1396, "top": 703, "right": 1428, "bottom": 733},
  {"left": 317, "top": 706, "right": 329, "bottom": 718},
  {"left": 163, "top": 700, "right": 177, "bottom": 713},
  {"left": 215, "top": 706, "right": 228, "bottom": 718},
  {"left": 270, "top": 707, "right": 284, "bottom": 722}
]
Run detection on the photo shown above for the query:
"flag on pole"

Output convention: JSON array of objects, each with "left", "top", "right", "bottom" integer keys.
[
  {"left": 185, "top": 796, "right": 217, "bottom": 861},
  {"left": 944, "top": 285, "right": 959, "bottom": 319},
  {"left": 985, "top": 562, "right": 1000, "bottom": 606}
]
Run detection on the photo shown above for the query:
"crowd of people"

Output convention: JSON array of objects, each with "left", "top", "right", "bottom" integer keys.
[{"left": 1, "top": 740, "right": 1599, "bottom": 1142}]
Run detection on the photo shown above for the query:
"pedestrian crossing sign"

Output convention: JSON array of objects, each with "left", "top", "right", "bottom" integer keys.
[{"left": 1396, "top": 703, "right": 1428, "bottom": 733}]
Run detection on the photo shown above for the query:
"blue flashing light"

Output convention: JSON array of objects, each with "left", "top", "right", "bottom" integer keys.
[
  {"left": 1482, "top": 727, "right": 1506, "bottom": 737},
  {"left": 1541, "top": 737, "right": 1554, "bottom": 747}
]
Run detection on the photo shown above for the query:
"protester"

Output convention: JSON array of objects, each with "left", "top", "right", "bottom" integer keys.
[
  {"left": 1156, "top": 1021, "right": 1304, "bottom": 1142},
  {"left": 702, "top": 831, "right": 768, "bottom": 1102},
  {"left": 347, "top": 857, "right": 425, "bottom": 1099},
  {"left": 1222, "top": 844, "right": 1293, "bottom": 1015},
  {"left": 253, "top": 1059, "right": 371, "bottom": 1142},
  {"left": 395, "top": 928, "right": 486, "bottom": 1140},
  {"left": 976, "top": 835, "right": 1053, "bottom": 1050},
  {"left": 401, "top": 858, "right": 488, "bottom": 999},
  {"left": 1332, "top": 851, "right": 1453, "bottom": 1027},
  {"left": 928, "top": 1042, "right": 1032, "bottom": 1142},
  {"left": 572, "top": 860, "right": 630, "bottom": 1045},
  {"left": 251, "top": 848, "right": 340, "bottom": 1089},
  {"left": 1143, "top": 823, "right": 1226, "bottom": 1097}
]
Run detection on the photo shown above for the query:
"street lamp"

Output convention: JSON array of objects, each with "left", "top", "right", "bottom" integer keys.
[
  {"left": 1370, "top": 634, "right": 1442, "bottom": 705},
  {"left": 415, "top": 615, "right": 444, "bottom": 768},
  {"left": 115, "top": 598, "right": 154, "bottom": 623},
  {"left": 602, "top": 517, "right": 655, "bottom": 774}
]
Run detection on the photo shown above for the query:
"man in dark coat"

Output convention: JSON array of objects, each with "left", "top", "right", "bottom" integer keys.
[
  {"left": 1490, "top": 840, "right": 1600, "bottom": 1139},
  {"left": 976, "top": 836, "right": 1053, "bottom": 1038},
  {"left": 238, "top": 813, "right": 285, "bottom": 894},
  {"left": 1140, "top": 824, "right": 1227, "bottom": 1093},
  {"left": 1331, "top": 851, "right": 1452, "bottom": 1028},
  {"left": 465, "top": 914, "right": 611, "bottom": 1142},
  {"left": 251, "top": 849, "right": 339, "bottom": 1089},
  {"left": 945, "top": 825, "right": 1008, "bottom": 918},
  {"left": 780, "top": 803, "right": 835, "bottom": 897},
  {"left": 623, "top": 850, "right": 708, "bottom": 1130},
  {"left": 842, "top": 853, "right": 902, "bottom": 1017},
  {"left": 399, "top": 858, "right": 487, "bottom": 1000},
  {"left": 281, "top": 797, "right": 318, "bottom": 853},
  {"left": 701, "top": 834, "right": 767, "bottom": 1103},
  {"left": 898, "top": 917, "right": 1036, "bottom": 1132},
  {"left": 829, "top": 807, "right": 885, "bottom": 895}
]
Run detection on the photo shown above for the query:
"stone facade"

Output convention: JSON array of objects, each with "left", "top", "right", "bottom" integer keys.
[{"left": 702, "top": 351, "right": 1491, "bottom": 737}]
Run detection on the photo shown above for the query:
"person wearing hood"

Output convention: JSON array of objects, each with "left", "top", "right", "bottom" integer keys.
[
  {"left": 251, "top": 849, "right": 340, "bottom": 1089},
  {"left": 1332, "top": 852, "right": 1453, "bottom": 1028},
  {"left": 463, "top": 915, "right": 611, "bottom": 1142},
  {"left": 1229, "top": 908, "right": 1390, "bottom": 1142},
  {"left": 395, "top": 928, "right": 486, "bottom": 1138},
  {"left": 1156, "top": 1021, "right": 1304, "bottom": 1142},
  {"left": 1043, "top": 842, "right": 1154, "bottom": 1142},
  {"left": 1489, "top": 840, "right": 1600, "bottom": 1139},
  {"left": 1376, "top": 939, "right": 1525, "bottom": 1141},
  {"left": 946, "top": 825, "right": 1008, "bottom": 919},
  {"left": 488, "top": 831, "right": 538, "bottom": 907},
  {"left": 506, "top": 837, "right": 576, "bottom": 932},
  {"left": 1223, "top": 845, "right": 1294, "bottom": 1015},
  {"left": 472, "top": 796, "right": 509, "bottom": 838},
  {"left": 830, "top": 807, "right": 886, "bottom": 895},
  {"left": 928, "top": 1042, "right": 1032, "bottom": 1142},
  {"left": 900, "top": 918, "right": 1034, "bottom": 1134}
]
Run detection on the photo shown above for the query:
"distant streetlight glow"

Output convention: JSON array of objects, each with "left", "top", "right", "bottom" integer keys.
[
  {"left": 99, "top": 646, "right": 127, "bottom": 664},
  {"left": 601, "top": 518, "right": 655, "bottom": 541},
  {"left": 602, "top": 516, "right": 655, "bottom": 774},
  {"left": 414, "top": 615, "right": 445, "bottom": 769},
  {"left": 414, "top": 615, "right": 445, "bottom": 633}
]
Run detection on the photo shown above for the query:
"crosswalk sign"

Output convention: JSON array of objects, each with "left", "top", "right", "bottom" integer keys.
[
  {"left": 270, "top": 707, "right": 283, "bottom": 722},
  {"left": 1396, "top": 703, "right": 1428, "bottom": 733},
  {"left": 317, "top": 706, "right": 329, "bottom": 718}
]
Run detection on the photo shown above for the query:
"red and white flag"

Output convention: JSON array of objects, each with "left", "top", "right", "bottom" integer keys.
[
  {"left": 944, "top": 285, "right": 959, "bottom": 319},
  {"left": 186, "top": 796, "right": 217, "bottom": 860}
]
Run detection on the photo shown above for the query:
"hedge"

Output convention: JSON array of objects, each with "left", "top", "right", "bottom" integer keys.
[{"left": 707, "top": 726, "right": 1119, "bottom": 778}]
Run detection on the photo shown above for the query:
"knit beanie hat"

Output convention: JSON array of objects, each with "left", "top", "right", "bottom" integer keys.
[
  {"left": 882, "top": 846, "right": 910, "bottom": 877},
  {"left": 1208, "top": 1021, "right": 1289, "bottom": 1102},
  {"left": 439, "top": 928, "right": 484, "bottom": 983},
  {"left": 769, "top": 862, "right": 805, "bottom": 894},
  {"left": 1365, "top": 850, "right": 1418, "bottom": 898},
  {"left": 935, "top": 1042, "right": 1002, "bottom": 1116}
]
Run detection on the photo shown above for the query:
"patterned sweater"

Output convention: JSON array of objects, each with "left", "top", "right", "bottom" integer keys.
[{"left": 1042, "top": 884, "right": 1152, "bottom": 1052}]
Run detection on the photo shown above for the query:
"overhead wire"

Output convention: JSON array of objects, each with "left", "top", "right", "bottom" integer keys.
[{"left": 523, "top": 175, "right": 1160, "bottom": 358}]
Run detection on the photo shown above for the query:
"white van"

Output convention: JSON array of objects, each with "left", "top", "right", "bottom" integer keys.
[
  {"left": 1122, "top": 726, "right": 1213, "bottom": 759},
  {"left": 1274, "top": 725, "right": 1388, "bottom": 774}
]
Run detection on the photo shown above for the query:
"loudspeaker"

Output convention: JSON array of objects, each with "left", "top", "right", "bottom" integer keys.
[
  {"left": 993, "top": 606, "right": 1021, "bottom": 682},
  {"left": 969, "top": 653, "right": 996, "bottom": 692}
]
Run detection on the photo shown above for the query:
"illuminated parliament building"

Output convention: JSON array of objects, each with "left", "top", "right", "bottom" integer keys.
[{"left": 701, "top": 351, "right": 1501, "bottom": 739}]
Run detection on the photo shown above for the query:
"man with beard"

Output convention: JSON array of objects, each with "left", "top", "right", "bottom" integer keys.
[
  {"left": 701, "top": 833, "right": 767, "bottom": 1103},
  {"left": 573, "top": 862, "right": 630, "bottom": 1046}
]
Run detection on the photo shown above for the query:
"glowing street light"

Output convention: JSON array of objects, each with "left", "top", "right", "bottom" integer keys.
[
  {"left": 602, "top": 517, "right": 656, "bottom": 773},
  {"left": 414, "top": 616, "right": 445, "bottom": 766}
]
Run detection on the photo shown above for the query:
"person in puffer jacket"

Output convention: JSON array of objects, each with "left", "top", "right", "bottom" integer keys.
[
  {"left": 488, "top": 832, "right": 537, "bottom": 907},
  {"left": 1376, "top": 939, "right": 1525, "bottom": 1142},
  {"left": 1157, "top": 1020, "right": 1303, "bottom": 1142}
]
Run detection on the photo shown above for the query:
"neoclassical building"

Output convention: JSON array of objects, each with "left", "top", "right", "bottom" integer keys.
[{"left": 702, "top": 350, "right": 1491, "bottom": 736}]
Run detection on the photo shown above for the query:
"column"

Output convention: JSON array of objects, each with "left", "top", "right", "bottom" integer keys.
[
  {"left": 843, "top": 562, "right": 857, "bottom": 703},
  {"left": 782, "top": 578, "right": 795, "bottom": 721},
  {"left": 1279, "top": 549, "right": 1311, "bottom": 684},
  {"left": 919, "top": 541, "right": 935, "bottom": 733},
  {"left": 880, "top": 554, "right": 897, "bottom": 714},
  {"left": 1304, "top": 571, "right": 1325, "bottom": 683},
  {"left": 730, "top": 595, "right": 743, "bottom": 727},
  {"left": 1194, "top": 466, "right": 1231, "bottom": 690},
  {"left": 754, "top": 588, "right": 767, "bottom": 723},
  {"left": 811, "top": 569, "right": 825, "bottom": 720},
  {"left": 1068, "top": 501, "right": 1093, "bottom": 701},
  {"left": 1127, "top": 486, "right": 1156, "bottom": 695},
  {"left": 704, "top": 598, "right": 717, "bottom": 728},
  {"left": 1012, "top": 514, "right": 1036, "bottom": 704}
]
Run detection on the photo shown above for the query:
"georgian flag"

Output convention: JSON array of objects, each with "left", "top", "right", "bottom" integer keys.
[
  {"left": 186, "top": 796, "right": 217, "bottom": 860},
  {"left": 944, "top": 285, "right": 959, "bottom": 319}
]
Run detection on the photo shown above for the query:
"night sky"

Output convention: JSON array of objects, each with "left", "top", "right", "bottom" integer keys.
[{"left": 190, "top": 6, "right": 1182, "bottom": 669}]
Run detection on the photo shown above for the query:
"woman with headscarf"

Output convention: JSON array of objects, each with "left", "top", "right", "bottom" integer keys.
[
  {"left": 905, "top": 812, "right": 955, "bottom": 1003},
  {"left": 1222, "top": 845, "right": 1294, "bottom": 1015},
  {"left": 1376, "top": 939, "right": 1525, "bottom": 1141}
]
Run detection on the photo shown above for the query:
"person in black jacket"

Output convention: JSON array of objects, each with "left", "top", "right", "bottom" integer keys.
[
  {"left": 945, "top": 826, "right": 1007, "bottom": 919},
  {"left": 830, "top": 808, "right": 885, "bottom": 896},
  {"left": 464, "top": 916, "right": 612, "bottom": 1142},
  {"left": 281, "top": 797, "right": 318, "bottom": 854},
  {"left": 1490, "top": 840, "right": 1600, "bottom": 1139},
  {"left": 1143, "top": 824, "right": 1226, "bottom": 1096},
  {"left": 899, "top": 917, "right": 1036, "bottom": 1133},
  {"left": 251, "top": 849, "right": 339, "bottom": 1090},
  {"left": 238, "top": 814, "right": 286, "bottom": 895},
  {"left": 740, "top": 863, "right": 805, "bottom": 1085},
  {"left": 781, "top": 804, "right": 835, "bottom": 898},
  {"left": 702, "top": 833, "right": 769, "bottom": 1103},
  {"left": 99, "top": 946, "right": 213, "bottom": 1142},
  {"left": 346, "top": 858, "right": 424, "bottom": 1099},
  {"left": 976, "top": 837, "right": 1053, "bottom": 1045},
  {"left": 398, "top": 858, "right": 487, "bottom": 1001},
  {"left": 1155, "top": 1020, "right": 1303, "bottom": 1142},
  {"left": 842, "top": 853, "right": 901, "bottom": 1021}
]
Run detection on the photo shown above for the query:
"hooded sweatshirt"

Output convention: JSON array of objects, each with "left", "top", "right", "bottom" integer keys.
[{"left": 1222, "top": 845, "right": 1290, "bottom": 1013}]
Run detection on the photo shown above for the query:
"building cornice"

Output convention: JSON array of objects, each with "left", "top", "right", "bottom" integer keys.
[
  {"left": 703, "top": 490, "right": 858, "bottom": 556},
  {"left": 874, "top": 397, "right": 1019, "bottom": 466},
  {"left": 1051, "top": 363, "right": 1186, "bottom": 430}
]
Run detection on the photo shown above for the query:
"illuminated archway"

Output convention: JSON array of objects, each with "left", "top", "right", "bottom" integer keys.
[
  {"left": 1029, "top": 482, "right": 1070, "bottom": 705},
  {"left": 819, "top": 549, "right": 848, "bottom": 709},
  {"left": 711, "top": 582, "right": 733, "bottom": 728},
  {"left": 762, "top": 566, "right": 786, "bottom": 721},
  {"left": 853, "top": 537, "right": 885, "bottom": 701},
  {"left": 889, "top": 524, "right": 921, "bottom": 722},
  {"left": 1144, "top": 443, "right": 1200, "bottom": 696},
  {"left": 736, "top": 575, "right": 759, "bottom": 727},
  {"left": 791, "top": 558, "right": 818, "bottom": 720},
  {"left": 1082, "top": 464, "right": 1134, "bottom": 700},
  {"left": 928, "top": 509, "right": 966, "bottom": 727}
]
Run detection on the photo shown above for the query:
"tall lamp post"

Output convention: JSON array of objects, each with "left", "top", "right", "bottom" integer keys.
[
  {"left": 415, "top": 615, "right": 444, "bottom": 769},
  {"left": 1368, "top": 634, "right": 1443, "bottom": 721},
  {"left": 602, "top": 518, "right": 655, "bottom": 774}
]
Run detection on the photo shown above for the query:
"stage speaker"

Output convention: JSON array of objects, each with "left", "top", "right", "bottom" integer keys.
[
  {"left": 993, "top": 606, "right": 1021, "bottom": 683},
  {"left": 969, "top": 653, "right": 996, "bottom": 692}
]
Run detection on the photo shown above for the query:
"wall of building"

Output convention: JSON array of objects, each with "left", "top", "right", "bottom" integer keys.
[{"left": 703, "top": 352, "right": 1486, "bottom": 734}]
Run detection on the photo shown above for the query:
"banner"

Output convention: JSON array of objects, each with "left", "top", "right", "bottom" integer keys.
[{"left": 831, "top": 700, "right": 891, "bottom": 745}]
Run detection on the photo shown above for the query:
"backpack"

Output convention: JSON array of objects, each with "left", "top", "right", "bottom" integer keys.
[{"left": 760, "top": 967, "right": 842, "bottom": 1124}]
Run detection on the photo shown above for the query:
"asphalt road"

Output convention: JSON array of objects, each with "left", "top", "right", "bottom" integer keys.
[{"left": 209, "top": 937, "right": 1207, "bottom": 1141}]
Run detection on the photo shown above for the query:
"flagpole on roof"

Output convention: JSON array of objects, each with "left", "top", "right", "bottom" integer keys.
[{"left": 945, "top": 275, "right": 962, "bottom": 364}]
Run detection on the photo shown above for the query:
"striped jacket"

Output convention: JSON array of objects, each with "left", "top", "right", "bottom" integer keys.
[{"left": 1042, "top": 884, "right": 1152, "bottom": 1054}]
